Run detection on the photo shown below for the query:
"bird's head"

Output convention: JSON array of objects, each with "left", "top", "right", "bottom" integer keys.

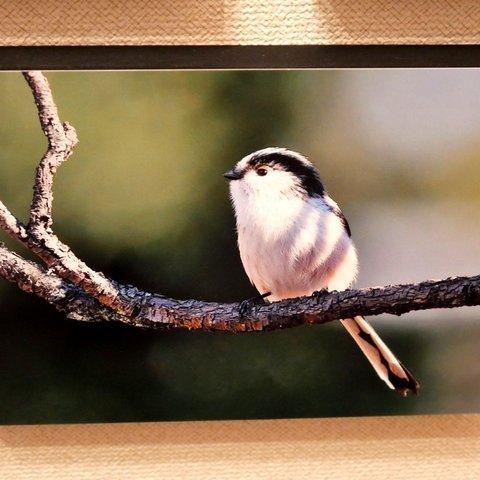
[{"left": 224, "top": 148, "right": 324, "bottom": 203}]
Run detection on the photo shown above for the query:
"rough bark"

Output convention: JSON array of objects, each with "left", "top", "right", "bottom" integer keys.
[{"left": 0, "top": 71, "right": 479, "bottom": 332}]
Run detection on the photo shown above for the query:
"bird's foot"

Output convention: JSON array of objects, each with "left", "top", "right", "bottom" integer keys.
[
  {"left": 312, "top": 288, "right": 329, "bottom": 298},
  {"left": 238, "top": 292, "right": 271, "bottom": 317},
  {"left": 238, "top": 299, "right": 255, "bottom": 317}
]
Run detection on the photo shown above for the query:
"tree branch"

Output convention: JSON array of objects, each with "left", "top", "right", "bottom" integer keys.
[
  {"left": 1, "top": 239, "right": 480, "bottom": 331},
  {"left": 7, "top": 72, "right": 135, "bottom": 316},
  {"left": 0, "top": 70, "right": 479, "bottom": 332},
  {"left": 0, "top": 243, "right": 123, "bottom": 324}
]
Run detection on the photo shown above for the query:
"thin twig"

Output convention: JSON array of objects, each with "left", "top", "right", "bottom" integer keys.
[{"left": 23, "top": 71, "right": 78, "bottom": 233}]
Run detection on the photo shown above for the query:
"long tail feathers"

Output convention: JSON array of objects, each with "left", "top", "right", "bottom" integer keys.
[{"left": 340, "top": 316, "right": 420, "bottom": 396}]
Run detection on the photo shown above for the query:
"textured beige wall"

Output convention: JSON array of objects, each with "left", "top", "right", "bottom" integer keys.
[
  {"left": 1, "top": 415, "right": 479, "bottom": 479},
  {"left": 1, "top": 0, "right": 480, "bottom": 45}
]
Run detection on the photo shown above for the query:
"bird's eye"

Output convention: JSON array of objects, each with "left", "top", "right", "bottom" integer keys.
[{"left": 257, "top": 168, "right": 268, "bottom": 176}]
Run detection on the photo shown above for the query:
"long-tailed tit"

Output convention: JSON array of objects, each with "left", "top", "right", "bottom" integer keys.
[{"left": 224, "top": 147, "right": 419, "bottom": 396}]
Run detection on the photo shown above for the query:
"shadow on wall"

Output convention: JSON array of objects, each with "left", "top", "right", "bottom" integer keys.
[{"left": 323, "top": 0, "right": 480, "bottom": 44}]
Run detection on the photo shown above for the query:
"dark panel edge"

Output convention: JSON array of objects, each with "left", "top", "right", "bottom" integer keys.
[{"left": 0, "top": 45, "right": 480, "bottom": 70}]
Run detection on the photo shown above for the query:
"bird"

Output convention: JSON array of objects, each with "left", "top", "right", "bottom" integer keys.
[{"left": 224, "top": 147, "right": 419, "bottom": 396}]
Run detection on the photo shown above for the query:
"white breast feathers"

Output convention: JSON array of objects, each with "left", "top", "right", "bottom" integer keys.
[{"left": 233, "top": 192, "right": 358, "bottom": 302}]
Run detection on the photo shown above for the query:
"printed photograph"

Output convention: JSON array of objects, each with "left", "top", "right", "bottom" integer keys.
[{"left": 1, "top": 69, "right": 480, "bottom": 423}]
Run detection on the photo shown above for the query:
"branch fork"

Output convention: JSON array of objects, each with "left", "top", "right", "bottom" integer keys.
[{"left": 0, "top": 71, "right": 479, "bottom": 332}]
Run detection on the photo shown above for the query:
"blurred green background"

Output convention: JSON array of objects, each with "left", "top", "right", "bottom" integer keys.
[{"left": 1, "top": 70, "right": 480, "bottom": 424}]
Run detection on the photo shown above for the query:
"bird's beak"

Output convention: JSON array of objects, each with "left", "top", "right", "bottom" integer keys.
[{"left": 223, "top": 169, "right": 243, "bottom": 181}]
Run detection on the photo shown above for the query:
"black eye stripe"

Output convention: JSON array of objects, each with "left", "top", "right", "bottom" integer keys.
[{"left": 247, "top": 151, "right": 324, "bottom": 197}]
